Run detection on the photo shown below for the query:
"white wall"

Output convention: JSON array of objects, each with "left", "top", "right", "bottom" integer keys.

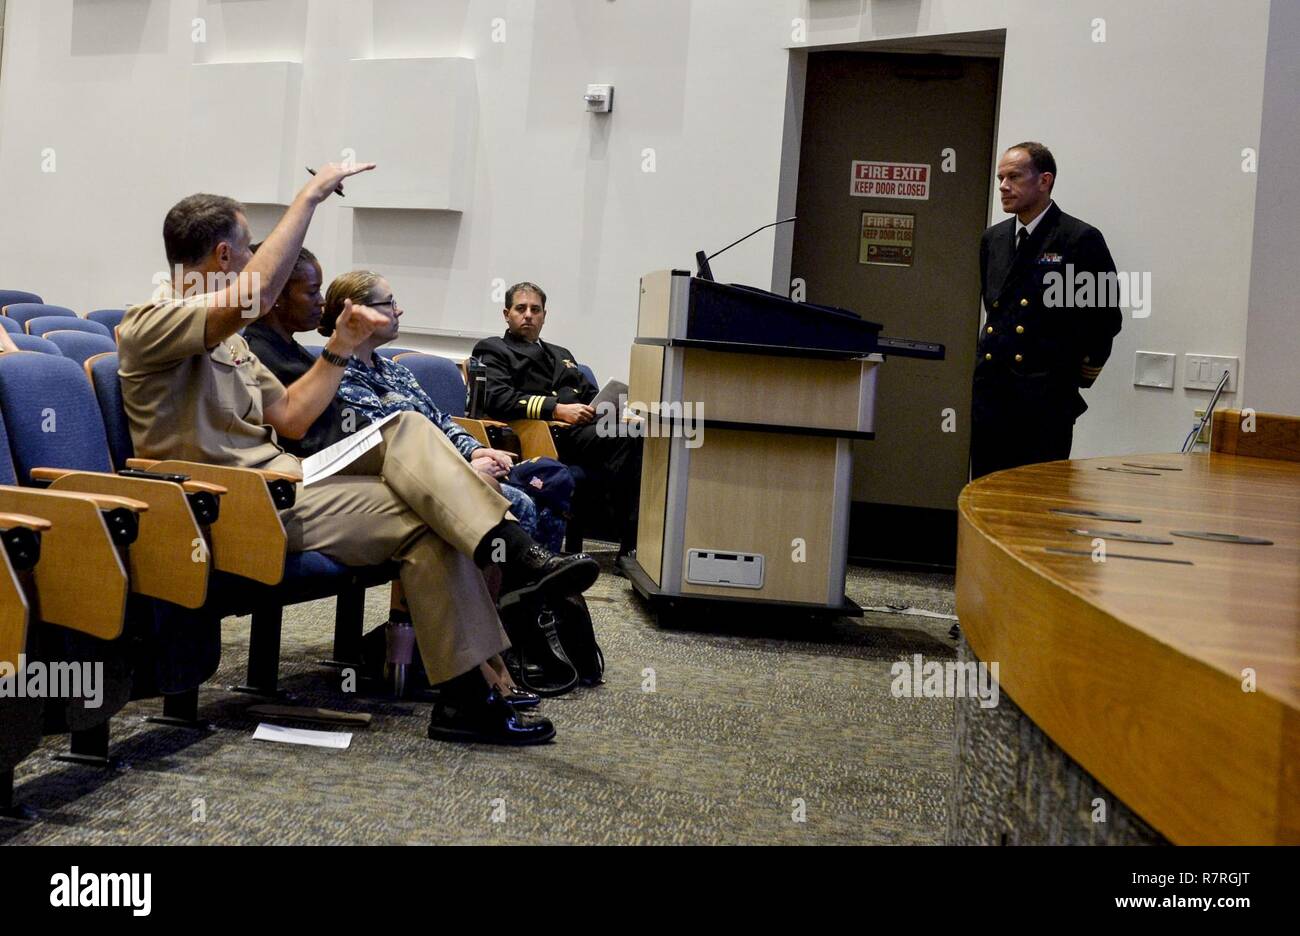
[
  {"left": 0, "top": 0, "right": 1278, "bottom": 462},
  {"left": 1244, "top": 0, "right": 1300, "bottom": 417}
]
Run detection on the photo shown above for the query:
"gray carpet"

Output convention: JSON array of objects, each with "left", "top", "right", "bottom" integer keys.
[{"left": 1, "top": 549, "right": 957, "bottom": 845}]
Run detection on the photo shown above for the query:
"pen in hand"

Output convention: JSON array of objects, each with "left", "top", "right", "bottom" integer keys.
[{"left": 306, "top": 166, "right": 345, "bottom": 198}]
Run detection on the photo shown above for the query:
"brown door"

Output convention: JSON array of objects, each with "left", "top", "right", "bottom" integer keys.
[{"left": 791, "top": 51, "right": 999, "bottom": 566}]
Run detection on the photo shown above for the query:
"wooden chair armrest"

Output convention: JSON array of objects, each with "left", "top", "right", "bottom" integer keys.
[
  {"left": 450, "top": 417, "right": 492, "bottom": 448},
  {"left": 47, "top": 472, "right": 208, "bottom": 609},
  {"left": 145, "top": 460, "right": 287, "bottom": 586},
  {"left": 30, "top": 481, "right": 150, "bottom": 514},
  {"left": 0, "top": 512, "right": 52, "bottom": 532},
  {"left": 0, "top": 486, "right": 128, "bottom": 639},
  {"left": 128, "top": 457, "right": 301, "bottom": 484},
  {"left": 181, "top": 480, "right": 227, "bottom": 495},
  {"left": 507, "top": 420, "right": 560, "bottom": 460}
]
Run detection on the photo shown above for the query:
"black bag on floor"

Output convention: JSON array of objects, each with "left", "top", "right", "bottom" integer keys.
[
  {"left": 501, "top": 601, "right": 579, "bottom": 697},
  {"left": 550, "top": 592, "right": 605, "bottom": 686}
]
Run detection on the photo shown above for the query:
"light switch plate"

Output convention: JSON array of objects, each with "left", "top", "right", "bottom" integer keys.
[
  {"left": 1133, "top": 350, "right": 1175, "bottom": 388},
  {"left": 1184, "top": 354, "right": 1239, "bottom": 392}
]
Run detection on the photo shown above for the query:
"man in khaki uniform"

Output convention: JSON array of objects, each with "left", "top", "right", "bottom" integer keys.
[{"left": 118, "top": 163, "right": 597, "bottom": 745}]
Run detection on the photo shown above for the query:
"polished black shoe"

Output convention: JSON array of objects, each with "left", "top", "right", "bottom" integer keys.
[
  {"left": 498, "top": 545, "right": 599, "bottom": 608},
  {"left": 427, "top": 688, "right": 555, "bottom": 745},
  {"left": 502, "top": 687, "right": 541, "bottom": 710}
]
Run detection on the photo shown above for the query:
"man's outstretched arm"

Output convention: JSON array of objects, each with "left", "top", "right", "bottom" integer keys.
[{"left": 203, "top": 161, "right": 376, "bottom": 349}]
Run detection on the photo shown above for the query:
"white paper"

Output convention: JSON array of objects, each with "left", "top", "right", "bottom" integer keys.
[
  {"left": 252, "top": 723, "right": 353, "bottom": 749},
  {"left": 301, "top": 411, "right": 400, "bottom": 486},
  {"left": 861, "top": 605, "right": 958, "bottom": 621}
]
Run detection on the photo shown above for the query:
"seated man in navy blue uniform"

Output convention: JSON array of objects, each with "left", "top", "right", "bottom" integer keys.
[
  {"left": 971, "top": 142, "right": 1123, "bottom": 479},
  {"left": 472, "top": 282, "right": 641, "bottom": 554}
]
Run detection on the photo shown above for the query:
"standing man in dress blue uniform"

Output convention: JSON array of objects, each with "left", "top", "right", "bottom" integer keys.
[{"left": 971, "top": 142, "right": 1123, "bottom": 479}]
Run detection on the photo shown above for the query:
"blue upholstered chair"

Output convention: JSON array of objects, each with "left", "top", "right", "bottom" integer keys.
[
  {"left": 6, "top": 334, "right": 62, "bottom": 355},
  {"left": 376, "top": 346, "right": 413, "bottom": 360},
  {"left": 392, "top": 352, "right": 468, "bottom": 416},
  {"left": 0, "top": 290, "right": 43, "bottom": 312},
  {"left": 0, "top": 317, "right": 20, "bottom": 335},
  {"left": 0, "top": 368, "right": 137, "bottom": 783},
  {"left": 26, "top": 316, "right": 112, "bottom": 339},
  {"left": 3, "top": 303, "right": 76, "bottom": 329},
  {"left": 86, "top": 309, "right": 126, "bottom": 334},
  {"left": 43, "top": 330, "right": 116, "bottom": 365},
  {"left": 0, "top": 410, "right": 46, "bottom": 816}
]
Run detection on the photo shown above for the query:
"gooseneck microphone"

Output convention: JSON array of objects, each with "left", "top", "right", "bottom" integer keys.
[{"left": 695, "top": 216, "right": 797, "bottom": 281}]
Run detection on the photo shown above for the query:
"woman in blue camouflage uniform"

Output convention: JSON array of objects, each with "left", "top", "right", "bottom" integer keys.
[{"left": 320, "top": 271, "right": 569, "bottom": 551}]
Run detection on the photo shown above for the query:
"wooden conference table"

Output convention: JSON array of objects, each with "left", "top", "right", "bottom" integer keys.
[{"left": 955, "top": 436, "right": 1299, "bottom": 844}]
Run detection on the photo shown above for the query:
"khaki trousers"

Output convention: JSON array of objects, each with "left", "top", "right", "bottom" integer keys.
[{"left": 280, "top": 412, "right": 511, "bottom": 683}]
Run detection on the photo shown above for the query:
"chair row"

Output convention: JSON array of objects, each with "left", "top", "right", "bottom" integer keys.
[
  {"left": 0, "top": 348, "right": 401, "bottom": 816},
  {"left": 0, "top": 298, "right": 124, "bottom": 347}
]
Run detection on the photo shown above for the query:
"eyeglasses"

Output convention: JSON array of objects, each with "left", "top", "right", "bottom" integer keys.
[{"left": 368, "top": 296, "right": 397, "bottom": 310}]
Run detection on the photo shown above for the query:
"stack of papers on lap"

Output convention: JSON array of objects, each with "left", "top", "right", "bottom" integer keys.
[{"left": 301, "top": 412, "right": 399, "bottom": 486}]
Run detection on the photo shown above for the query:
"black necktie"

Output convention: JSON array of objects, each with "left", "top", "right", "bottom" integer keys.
[{"left": 1016, "top": 227, "right": 1029, "bottom": 255}]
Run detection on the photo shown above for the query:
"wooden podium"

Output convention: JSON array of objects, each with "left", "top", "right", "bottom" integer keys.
[{"left": 620, "top": 269, "right": 941, "bottom": 620}]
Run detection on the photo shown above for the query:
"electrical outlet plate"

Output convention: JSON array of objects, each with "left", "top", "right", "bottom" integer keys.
[
  {"left": 584, "top": 83, "right": 613, "bottom": 113},
  {"left": 1134, "top": 350, "right": 1175, "bottom": 388},
  {"left": 1184, "top": 354, "right": 1239, "bottom": 392}
]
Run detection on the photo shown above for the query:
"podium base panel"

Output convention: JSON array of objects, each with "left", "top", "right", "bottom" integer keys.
[{"left": 620, "top": 554, "right": 862, "bottom": 626}]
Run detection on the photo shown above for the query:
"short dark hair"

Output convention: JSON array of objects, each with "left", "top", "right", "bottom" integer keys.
[
  {"left": 1009, "top": 141, "right": 1056, "bottom": 188},
  {"left": 163, "top": 194, "right": 245, "bottom": 267},
  {"left": 505, "top": 282, "right": 546, "bottom": 310},
  {"left": 250, "top": 241, "right": 319, "bottom": 273}
]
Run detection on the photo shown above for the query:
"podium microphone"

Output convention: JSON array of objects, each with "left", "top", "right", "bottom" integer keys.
[{"left": 696, "top": 216, "right": 797, "bottom": 281}]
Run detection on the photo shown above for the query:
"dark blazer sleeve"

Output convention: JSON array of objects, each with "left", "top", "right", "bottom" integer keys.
[
  {"left": 979, "top": 228, "right": 990, "bottom": 309},
  {"left": 473, "top": 338, "right": 558, "bottom": 421},
  {"left": 1073, "top": 226, "right": 1123, "bottom": 388}
]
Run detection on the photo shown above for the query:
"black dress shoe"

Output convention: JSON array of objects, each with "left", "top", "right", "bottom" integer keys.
[
  {"left": 498, "top": 545, "right": 599, "bottom": 609},
  {"left": 427, "top": 688, "right": 555, "bottom": 745},
  {"left": 502, "top": 687, "right": 541, "bottom": 710}
]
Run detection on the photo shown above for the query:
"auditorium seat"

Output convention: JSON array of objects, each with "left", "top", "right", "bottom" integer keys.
[
  {"left": 0, "top": 508, "right": 48, "bottom": 818},
  {"left": 2, "top": 303, "right": 76, "bottom": 329},
  {"left": 41, "top": 331, "right": 116, "bottom": 365},
  {"left": 86, "top": 351, "right": 398, "bottom": 698},
  {"left": 86, "top": 309, "right": 126, "bottom": 334},
  {"left": 392, "top": 352, "right": 468, "bottom": 415},
  {"left": 0, "top": 401, "right": 136, "bottom": 795},
  {"left": 26, "top": 316, "right": 112, "bottom": 339},
  {"left": 6, "top": 334, "right": 62, "bottom": 355},
  {"left": 376, "top": 347, "right": 412, "bottom": 360},
  {"left": 0, "top": 290, "right": 43, "bottom": 311},
  {"left": 0, "top": 318, "right": 20, "bottom": 335}
]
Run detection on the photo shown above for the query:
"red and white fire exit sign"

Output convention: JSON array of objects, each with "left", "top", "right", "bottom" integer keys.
[{"left": 850, "top": 161, "right": 931, "bottom": 200}]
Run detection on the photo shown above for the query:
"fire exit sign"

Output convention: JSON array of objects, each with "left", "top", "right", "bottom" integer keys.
[{"left": 850, "top": 160, "right": 931, "bottom": 200}]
